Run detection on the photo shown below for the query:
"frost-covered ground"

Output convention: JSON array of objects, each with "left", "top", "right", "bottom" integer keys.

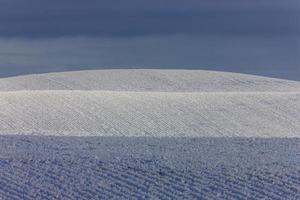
[
  {"left": 1, "top": 91, "right": 300, "bottom": 137},
  {"left": 1, "top": 69, "right": 300, "bottom": 92},
  {"left": 0, "top": 70, "right": 300, "bottom": 199},
  {"left": 0, "top": 136, "right": 299, "bottom": 199},
  {"left": 1, "top": 69, "right": 300, "bottom": 137}
]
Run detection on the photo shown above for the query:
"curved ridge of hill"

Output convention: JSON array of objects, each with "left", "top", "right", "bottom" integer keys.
[
  {"left": 0, "top": 69, "right": 300, "bottom": 137},
  {"left": 0, "top": 69, "right": 300, "bottom": 92}
]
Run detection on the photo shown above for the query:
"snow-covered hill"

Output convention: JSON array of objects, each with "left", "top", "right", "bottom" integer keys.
[
  {"left": 0, "top": 69, "right": 300, "bottom": 137},
  {"left": 0, "top": 91, "right": 300, "bottom": 137},
  {"left": 1, "top": 69, "right": 300, "bottom": 199},
  {"left": 1, "top": 69, "right": 300, "bottom": 92}
]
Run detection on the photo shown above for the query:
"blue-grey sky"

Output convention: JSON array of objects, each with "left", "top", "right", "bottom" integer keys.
[{"left": 0, "top": 0, "right": 299, "bottom": 80}]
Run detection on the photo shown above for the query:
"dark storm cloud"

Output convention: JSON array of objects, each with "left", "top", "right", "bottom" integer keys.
[
  {"left": 0, "top": 0, "right": 300, "bottom": 38},
  {"left": 1, "top": 36, "right": 300, "bottom": 80}
]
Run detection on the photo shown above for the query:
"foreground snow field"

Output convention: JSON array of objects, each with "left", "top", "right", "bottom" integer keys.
[
  {"left": 0, "top": 70, "right": 300, "bottom": 199},
  {"left": 1, "top": 136, "right": 300, "bottom": 199}
]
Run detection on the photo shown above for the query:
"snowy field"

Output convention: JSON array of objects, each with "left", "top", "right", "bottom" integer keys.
[
  {"left": 0, "top": 70, "right": 300, "bottom": 199},
  {"left": 1, "top": 69, "right": 300, "bottom": 92},
  {"left": 1, "top": 91, "right": 300, "bottom": 137},
  {"left": 1, "top": 136, "right": 300, "bottom": 199}
]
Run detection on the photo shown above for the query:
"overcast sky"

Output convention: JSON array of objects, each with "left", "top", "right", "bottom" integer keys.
[{"left": 0, "top": 0, "right": 299, "bottom": 80}]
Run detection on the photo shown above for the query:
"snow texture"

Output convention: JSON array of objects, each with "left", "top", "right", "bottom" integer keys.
[
  {"left": 1, "top": 69, "right": 300, "bottom": 92},
  {"left": 0, "top": 136, "right": 299, "bottom": 200},
  {"left": 0, "top": 91, "right": 300, "bottom": 137},
  {"left": 1, "top": 69, "right": 300, "bottom": 199},
  {"left": 0, "top": 69, "right": 300, "bottom": 137}
]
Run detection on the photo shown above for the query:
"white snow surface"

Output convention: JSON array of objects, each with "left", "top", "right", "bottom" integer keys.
[
  {"left": 1, "top": 69, "right": 300, "bottom": 137},
  {"left": 1, "top": 70, "right": 300, "bottom": 199},
  {"left": 1, "top": 69, "right": 300, "bottom": 92}
]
